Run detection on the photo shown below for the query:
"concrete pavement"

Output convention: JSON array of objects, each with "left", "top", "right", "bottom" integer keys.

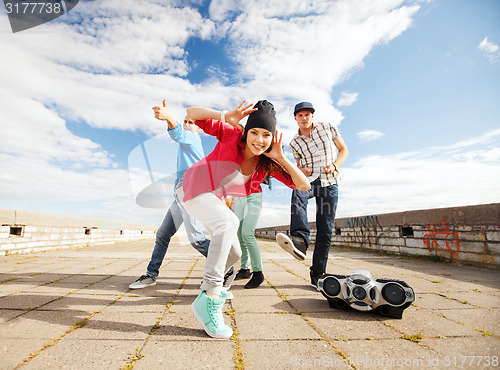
[{"left": 0, "top": 237, "right": 498, "bottom": 369}]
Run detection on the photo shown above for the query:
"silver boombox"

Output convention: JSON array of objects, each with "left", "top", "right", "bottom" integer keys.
[{"left": 317, "top": 269, "right": 415, "bottom": 319}]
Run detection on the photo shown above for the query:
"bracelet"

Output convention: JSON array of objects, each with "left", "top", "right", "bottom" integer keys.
[
  {"left": 221, "top": 110, "right": 227, "bottom": 123},
  {"left": 332, "top": 163, "right": 337, "bottom": 172}
]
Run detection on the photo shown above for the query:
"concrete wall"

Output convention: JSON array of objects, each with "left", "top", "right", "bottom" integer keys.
[
  {"left": 255, "top": 203, "right": 500, "bottom": 268},
  {"left": 0, "top": 209, "right": 157, "bottom": 256}
]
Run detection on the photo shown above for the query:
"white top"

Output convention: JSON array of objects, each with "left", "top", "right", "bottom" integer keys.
[{"left": 212, "top": 168, "right": 253, "bottom": 198}]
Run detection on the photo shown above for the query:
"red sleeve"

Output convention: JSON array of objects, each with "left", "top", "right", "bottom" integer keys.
[
  {"left": 195, "top": 119, "right": 241, "bottom": 142},
  {"left": 270, "top": 161, "right": 296, "bottom": 189}
]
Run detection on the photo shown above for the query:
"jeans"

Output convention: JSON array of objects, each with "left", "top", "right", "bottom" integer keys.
[
  {"left": 233, "top": 192, "right": 263, "bottom": 272},
  {"left": 290, "top": 179, "right": 338, "bottom": 275},
  {"left": 146, "top": 182, "right": 210, "bottom": 279}
]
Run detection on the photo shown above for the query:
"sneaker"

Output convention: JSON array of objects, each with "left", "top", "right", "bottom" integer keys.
[
  {"left": 276, "top": 233, "right": 307, "bottom": 261},
  {"left": 220, "top": 289, "right": 233, "bottom": 300},
  {"left": 129, "top": 275, "right": 156, "bottom": 289},
  {"left": 223, "top": 266, "right": 236, "bottom": 290},
  {"left": 310, "top": 270, "right": 323, "bottom": 290},
  {"left": 244, "top": 271, "right": 264, "bottom": 289},
  {"left": 234, "top": 268, "right": 252, "bottom": 280},
  {"left": 191, "top": 291, "right": 233, "bottom": 339},
  {"left": 199, "top": 280, "right": 234, "bottom": 299}
]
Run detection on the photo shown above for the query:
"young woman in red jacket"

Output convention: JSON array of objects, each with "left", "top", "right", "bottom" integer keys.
[{"left": 158, "top": 100, "right": 310, "bottom": 338}]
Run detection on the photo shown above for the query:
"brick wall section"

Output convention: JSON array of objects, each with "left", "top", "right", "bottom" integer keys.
[
  {"left": 0, "top": 210, "right": 156, "bottom": 256},
  {"left": 254, "top": 203, "right": 500, "bottom": 267}
]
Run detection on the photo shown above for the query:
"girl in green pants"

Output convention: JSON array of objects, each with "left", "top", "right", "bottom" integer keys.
[{"left": 233, "top": 192, "right": 264, "bottom": 288}]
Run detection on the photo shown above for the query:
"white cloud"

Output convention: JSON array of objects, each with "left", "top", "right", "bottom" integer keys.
[
  {"left": 0, "top": 0, "right": 219, "bottom": 135},
  {"left": 479, "top": 36, "right": 499, "bottom": 63},
  {"left": 357, "top": 130, "right": 385, "bottom": 142},
  {"left": 205, "top": 0, "right": 420, "bottom": 142},
  {"left": 0, "top": 90, "right": 113, "bottom": 167},
  {"left": 338, "top": 129, "right": 500, "bottom": 218},
  {"left": 258, "top": 201, "right": 292, "bottom": 228},
  {"left": 48, "top": 1, "right": 215, "bottom": 75},
  {"left": 337, "top": 91, "right": 359, "bottom": 107}
]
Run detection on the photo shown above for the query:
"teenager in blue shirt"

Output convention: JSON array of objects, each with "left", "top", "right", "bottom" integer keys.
[{"left": 129, "top": 101, "right": 212, "bottom": 289}]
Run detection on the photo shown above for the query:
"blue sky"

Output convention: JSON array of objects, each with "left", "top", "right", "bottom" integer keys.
[{"left": 0, "top": 0, "right": 499, "bottom": 227}]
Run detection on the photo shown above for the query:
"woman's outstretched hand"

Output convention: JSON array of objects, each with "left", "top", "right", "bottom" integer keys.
[{"left": 225, "top": 100, "right": 257, "bottom": 126}]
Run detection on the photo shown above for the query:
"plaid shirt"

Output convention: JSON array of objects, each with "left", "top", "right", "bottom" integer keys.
[
  {"left": 182, "top": 119, "right": 296, "bottom": 202},
  {"left": 290, "top": 122, "right": 341, "bottom": 187}
]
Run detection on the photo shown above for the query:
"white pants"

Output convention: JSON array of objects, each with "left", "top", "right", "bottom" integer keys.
[{"left": 177, "top": 187, "right": 241, "bottom": 296}]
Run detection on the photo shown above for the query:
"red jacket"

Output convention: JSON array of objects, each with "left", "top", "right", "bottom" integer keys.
[{"left": 182, "top": 119, "right": 296, "bottom": 202}]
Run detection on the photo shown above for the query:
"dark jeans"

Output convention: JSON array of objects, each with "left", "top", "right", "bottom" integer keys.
[{"left": 290, "top": 179, "right": 338, "bottom": 275}]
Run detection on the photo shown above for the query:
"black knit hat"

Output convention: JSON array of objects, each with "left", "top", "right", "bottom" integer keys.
[{"left": 245, "top": 100, "right": 276, "bottom": 136}]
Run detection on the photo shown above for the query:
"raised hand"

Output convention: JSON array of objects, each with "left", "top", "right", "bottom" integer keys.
[
  {"left": 152, "top": 100, "right": 177, "bottom": 124},
  {"left": 263, "top": 130, "right": 284, "bottom": 160},
  {"left": 225, "top": 100, "right": 257, "bottom": 126}
]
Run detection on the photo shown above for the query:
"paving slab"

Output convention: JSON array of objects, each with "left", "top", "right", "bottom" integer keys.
[
  {"left": 434, "top": 307, "right": 500, "bottom": 335},
  {"left": 0, "top": 308, "right": 88, "bottom": 339},
  {"left": 420, "top": 336, "right": 500, "bottom": 366},
  {"left": 21, "top": 339, "right": 144, "bottom": 370},
  {"left": 231, "top": 292, "right": 295, "bottom": 313},
  {"left": 0, "top": 282, "right": 46, "bottom": 295},
  {"left": 383, "top": 308, "right": 481, "bottom": 337},
  {"left": 1, "top": 338, "right": 50, "bottom": 369},
  {"left": 333, "top": 338, "right": 453, "bottom": 370},
  {"left": 235, "top": 312, "right": 322, "bottom": 340},
  {"left": 0, "top": 293, "right": 62, "bottom": 310},
  {"left": 285, "top": 295, "right": 334, "bottom": 313},
  {"left": 0, "top": 308, "right": 23, "bottom": 324},
  {"left": 0, "top": 237, "right": 498, "bottom": 369},
  {"left": 414, "top": 292, "right": 470, "bottom": 310},
  {"left": 70, "top": 311, "right": 159, "bottom": 340},
  {"left": 444, "top": 290, "right": 500, "bottom": 308},
  {"left": 241, "top": 339, "right": 346, "bottom": 369},
  {"left": 230, "top": 282, "right": 278, "bottom": 296},
  {"left": 136, "top": 340, "right": 235, "bottom": 369},
  {"left": 305, "top": 311, "right": 402, "bottom": 340},
  {"left": 28, "top": 284, "right": 89, "bottom": 295},
  {"left": 42, "top": 293, "right": 121, "bottom": 313},
  {"left": 103, "top": 295, "right": 172, "bottom": 313}
]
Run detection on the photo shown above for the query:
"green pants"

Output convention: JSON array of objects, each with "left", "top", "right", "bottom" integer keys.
[{"left": 232, "top": 192, "right": 263, "bottom": 272}]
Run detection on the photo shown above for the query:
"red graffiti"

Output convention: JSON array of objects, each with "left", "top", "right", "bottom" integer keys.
[{"left": 423, "top": 219, "right": 460, "bottom": 258}]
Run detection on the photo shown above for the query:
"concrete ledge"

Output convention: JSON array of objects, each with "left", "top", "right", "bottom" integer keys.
[
  {"left": 255, "top": 203, "right": 500, "bottom": 268},
  {"left": 0, "top": 209, "right": 156, "bottom": 256}
]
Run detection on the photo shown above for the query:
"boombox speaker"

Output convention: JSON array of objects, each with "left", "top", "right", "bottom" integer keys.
[{"left": 317, "top": 269, "right": 415, "bottom": 319}]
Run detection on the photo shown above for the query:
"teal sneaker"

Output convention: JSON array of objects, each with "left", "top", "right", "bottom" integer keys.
[
  {"left": 191, "top": 292, "right": 233, "bottom": 339},
  {"left": 220, "top": 289, "right": 233, "bottom": 299},
  {"left": 199, "top": 280, "right": 233, "bottom": 299}
]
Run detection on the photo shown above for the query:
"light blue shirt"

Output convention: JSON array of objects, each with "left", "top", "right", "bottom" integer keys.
[{"left": 168, "top": 125, "right": 204, "bottom": 186}]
